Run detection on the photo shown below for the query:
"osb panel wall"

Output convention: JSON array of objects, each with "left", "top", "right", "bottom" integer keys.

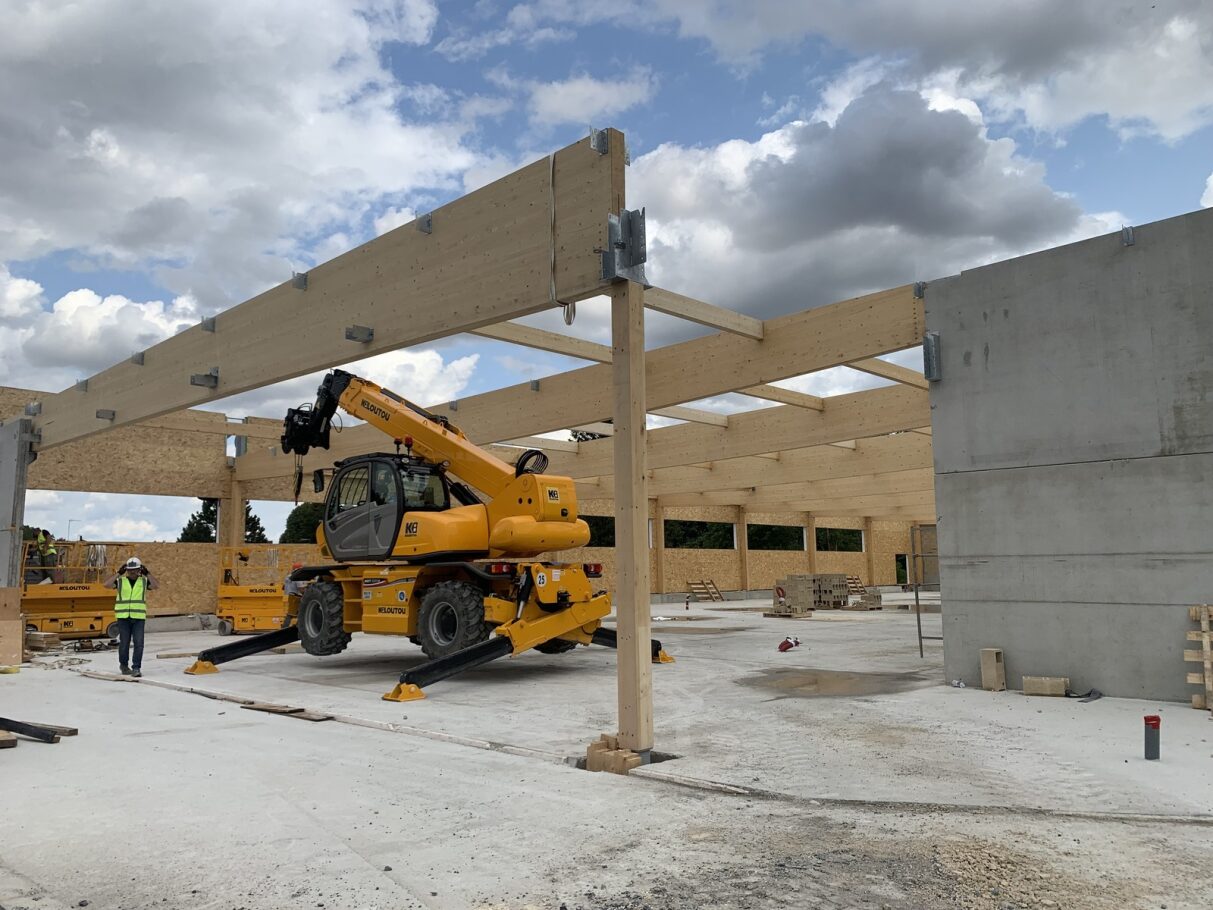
[
  {"left": 77, "top": 542, "right": 323, "bottom": 616},
  {"left": 748, "top": 511, "right": 808, "bottom": 527},
  {"left": 870, "top": 520, "right": 912, "bottom": 586},
  {"left": 1, "top": 387, "right": 230, "bottom": 498},
  {"left": 75, "top": 542, "right": 221, "bottom": 617},
  {"left": 749, "top": 549, "right": 812, "bottom": 590},
  {"left": 665, "top": 548, "right": 741, "bottom": 592},
  {"left": 815, "top": 552, "right": 868, "bottom": 581}
]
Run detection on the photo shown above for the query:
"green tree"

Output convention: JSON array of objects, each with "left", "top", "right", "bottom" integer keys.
[
  {"left": 663, "top": 519, "right": 735, "bottom": 549},
  {"left": 279, "top": 502, "right": 325, "bottom": 544},
  {"left": 178, "top": 499, "right": 218, "bottom": 542},
  {"left": 21, "top": 525, "right": 38, "bottom": 540},
  {"left": 747, "top": 524, "right": 804, "bottom": 551},
  {"left": 178, "top": 499, "right": 269, "bottom": 543},
  {"left": 243, "top": 503, "right": 269, "bottom": 544}
]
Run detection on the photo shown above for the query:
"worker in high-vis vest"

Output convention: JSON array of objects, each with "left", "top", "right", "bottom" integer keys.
[
  {"left": 35, "top": 529, "right": 57, "bottom": 582},
  {"left": 107, "top": 557, "right": 159, "bottom": 677}
]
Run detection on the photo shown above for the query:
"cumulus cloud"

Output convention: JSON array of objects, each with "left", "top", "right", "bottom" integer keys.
[
  {"left": 482, "top": 1, "right": 1213, "bottom": 141},
  {"left": 0, "top": 0, "right": 486, "bottom": 312},
  {"left": 488, "top": 66, "right": 657, "bottom": 127},
  {"left": 628, "top": 84, "right": 1118, "bottom": 330},
  {"left": 1203, "top": 172, "right": 1213, "bottom": 208}
]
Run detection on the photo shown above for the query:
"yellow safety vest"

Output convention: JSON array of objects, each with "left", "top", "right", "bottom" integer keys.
[
  {"left": 37, "top": 532, "right": 56, "bottom": 557},
  {"left": 115, "top": 576, "right": 148, "bottom": 620}
]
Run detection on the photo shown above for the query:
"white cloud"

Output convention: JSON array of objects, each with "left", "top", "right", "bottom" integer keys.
[
  {"left": 0, "top": 0, "right": 486, "bottom": 313},
  {"left": 0, "top": 268, "right": 201, "bottom": 391},
  {"left": 373, "top": 206, "right": 418, "bottom": 236},
  {"left": 1202, "top": 172, "right": 1213, "bottom": 209},
  {"left": 487, "top": 67, "right": 657, "bottom": 127},
  {"left": 491, "top": 1, "right": 1213, "bottom": 141},
  {"left": 627, "top": 84, "right": 1124, "bottom": 351}
]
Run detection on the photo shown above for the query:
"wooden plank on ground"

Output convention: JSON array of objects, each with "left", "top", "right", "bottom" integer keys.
[
  {"left": 0, "top": 731, "right": 16, "bottom": 749},
  {"left": 0, "top": 717, "right": 61, "bottom": 743}
]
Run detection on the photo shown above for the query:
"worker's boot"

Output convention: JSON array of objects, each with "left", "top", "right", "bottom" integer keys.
[
  {"left": 120, "top": 665, "right": 130, "bottom": 675},
  {"left": 131, "top": 668, "right": 142, "bottom": 678}
]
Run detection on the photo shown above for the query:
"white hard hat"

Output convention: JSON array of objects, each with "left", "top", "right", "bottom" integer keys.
[{"left": 124, "top": 557, "right": 143, "bottom": 570}]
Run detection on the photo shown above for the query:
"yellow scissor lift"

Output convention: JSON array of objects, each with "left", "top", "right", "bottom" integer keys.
[
  {"left": 216, "top": 547, "right": 307, "bottom": 636},
  {"left": 21, "top": 541, "right": 137, "bottom": 639}
]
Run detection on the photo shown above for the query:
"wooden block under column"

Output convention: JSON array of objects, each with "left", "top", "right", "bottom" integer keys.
[{"left": 979, "top": 648, "right": 1006, "bottom": 691}]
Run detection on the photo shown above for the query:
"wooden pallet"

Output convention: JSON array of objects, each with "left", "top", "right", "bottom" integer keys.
[
  {"left": 688, "top": 580, "right": 725, "bottom": 602},
  {"left": 846, "top": 575, "right": 867, "bottom": 596},
  {"left": 1185, "top": 604, "right": 1213, "bottom": 712},
  {"left": 24, "top": 631, "right": 62, "bottom": 652}
]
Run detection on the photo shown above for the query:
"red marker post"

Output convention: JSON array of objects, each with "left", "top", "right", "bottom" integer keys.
[{"left": 1144, "top": 715, "right": 1160, "bottom": 761}]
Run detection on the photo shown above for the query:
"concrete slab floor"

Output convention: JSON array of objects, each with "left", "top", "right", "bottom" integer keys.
[{"left": 1, "top": 602, "right": 1210, "bottom": 909}]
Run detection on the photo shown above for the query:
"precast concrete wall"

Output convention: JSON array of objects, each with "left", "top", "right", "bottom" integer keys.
[{"left": 928, "top": 209, "right": 1213, "bottom": 701}]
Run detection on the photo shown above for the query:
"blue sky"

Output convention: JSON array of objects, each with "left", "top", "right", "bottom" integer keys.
[{"left": 3, "top": 0, "right": 1212, "bottom": 541}]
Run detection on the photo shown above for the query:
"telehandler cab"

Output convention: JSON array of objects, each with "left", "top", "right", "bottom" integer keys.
[{"left": 186, "top": 369, "right": 671, "bottom": 699}]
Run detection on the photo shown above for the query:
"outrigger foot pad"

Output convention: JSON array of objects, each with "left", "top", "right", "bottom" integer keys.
[
  {"left": 591, "top": 627, "right": 674, "bottom": 663},
  {"left": 185, "top": 660, "right": 219, "bottom": 675},
  {"left": 382, "top": 683, "right": 426, "bottom": 702}
]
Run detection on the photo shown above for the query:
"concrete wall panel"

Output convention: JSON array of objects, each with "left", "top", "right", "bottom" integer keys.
[{"left": 930, "top": 209, "right": 1213, "bottom": 701}]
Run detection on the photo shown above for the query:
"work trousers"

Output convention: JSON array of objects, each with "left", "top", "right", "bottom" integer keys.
[{"left": 117, "top": 618, "right": 146, "bottom": 670}]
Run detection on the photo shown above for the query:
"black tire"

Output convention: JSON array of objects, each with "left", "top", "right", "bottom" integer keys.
[
  {"left": 417, "top": 581, "right": 488, "bottom": 659},
  {"left": 105, "top": 621, "right": 119, "bottom": 640},
  {"left": 297, "top": 581, "right": 352, "bottom": 656},
  {"left": 25, "top": 623, "right": 37, "bottom": 634},
  {"left": 535, "top": 638, "right": 578, "bottom": 655},
  {"left": 217, "top": 619, "right": 234, "bottom": 637}
]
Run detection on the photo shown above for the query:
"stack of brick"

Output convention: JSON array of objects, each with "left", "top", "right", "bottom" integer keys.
[{"left": 771, "top": 574, "right": 848, "bottom": 612}]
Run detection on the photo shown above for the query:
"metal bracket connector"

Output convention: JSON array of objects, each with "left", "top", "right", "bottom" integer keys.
[
  {"left": 922, "top": 332, "right": 942, "bottom": 382},
  {"left": 448, "top": 400, "right": 458, "bottom": 412},
  {"left": 914, "top": 281, "right": 927, "bottom": 299},
  {"left": 601, "top": 208, "right": 648, "bottom": 284},
  {"left": 201, "top": 317, "right": 216, "bottom": 333},
  {"left": 416, "top": 213, "right": 433, "bottom": 234},
  {"left": 130, "top": 352, "right": 145, "bottom": 365},
  {"left": 1121, "top": 225, "right": 1135, "bottom": 246},
  {"left": 292, "top": 271, "right": 309, "bottom": 290},
  {"left": 96, "top": 409, "right": 116, "bottom": 421},
  {"left": 73, "top": 379, "right": 88, "bottom": 392},
  {"left": 190, "top": 368, "right": 220, "bottom": 389},
  {"left": 345, "top": 325, "right": 374, "bottom": 344},
  {"left": 24, "top": 402, "right": 40, "bottom": 417},
  {"left": 529, "top": 379, "right": 541, "bottom": 392},
  {"left": 233, "top": 436, "right": 248, "bottom": 457},
  {"left": 590, "top": 128, "right": 609, "bottom": 155}
]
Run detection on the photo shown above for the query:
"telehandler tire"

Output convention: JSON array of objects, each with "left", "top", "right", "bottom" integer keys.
[
  {"left": 418, "top": 581, "right": 488, "bottom": 659},
  {"left": 535, "top": 638, "right": 578, "bottom": 654},
  {"left": 297, "top": 581, "right": 352, "bottom": 656}
]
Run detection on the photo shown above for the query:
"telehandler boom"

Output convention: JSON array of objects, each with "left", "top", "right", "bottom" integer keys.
[{"left": 186, "top": 370, "right": 671, "bottom": 699}]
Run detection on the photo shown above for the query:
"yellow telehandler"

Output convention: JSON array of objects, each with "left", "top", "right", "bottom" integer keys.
[{"left": 186, "top": 369, "right": 670, "bottom": 699}]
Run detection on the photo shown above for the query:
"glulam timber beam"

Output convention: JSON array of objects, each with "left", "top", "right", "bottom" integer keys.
[
  {"left": 469, "top": 323, "right": 613, "bottom": 363},
  {"left": 547, "top": 384, "right": 929, "bottom": 479},
  {"left": 643, "top": 287, "right": 764, "bottom": 340},
  {"left": 572, "top": 432, "right": 934, "bottom": 499},
  {"left": 738, "top": 385, "right": 825, "bottom": 411},
  {"left": 31, "top": 131, "right": 626, "bottom": 451},
  {"left": 235, "top": 284, "right": 923, "bottom": 481},
  {"left": 846, "top": 357, "right": 929, "bottom": 390},
  {"left": 648, "top": 405, "right": 728, "bottom": 427}
]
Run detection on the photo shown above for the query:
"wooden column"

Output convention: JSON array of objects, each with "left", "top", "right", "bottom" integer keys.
[
  {"left": 0, "top": 420, "right": 33, "bottom": 588},
  {"left": 805, "top": 511, "right": 818, "bottom": 574},
  {"left": 651, "top": 498, "right": 665, "bottom": 596},
  {"left": 220, "top": 471, "right": 245, "bottom": 549},
  {"left": 737, "top": 506, "right": 750, "bottom": 592},
  {"left": 611, "top": 279, "right": 653, "bottom": 755},
  {"left": 863, "top": 516, "right": 876, "bottom": 586}
]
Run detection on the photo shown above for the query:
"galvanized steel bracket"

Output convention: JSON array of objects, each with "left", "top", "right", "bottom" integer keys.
[{"left": 601, "top": 208, "right": 648, "bottom": 284}]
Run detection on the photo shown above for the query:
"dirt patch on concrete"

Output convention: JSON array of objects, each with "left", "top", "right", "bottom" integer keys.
[{"left": 739, "top": 666, "right": 937, "bottom": 698}]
